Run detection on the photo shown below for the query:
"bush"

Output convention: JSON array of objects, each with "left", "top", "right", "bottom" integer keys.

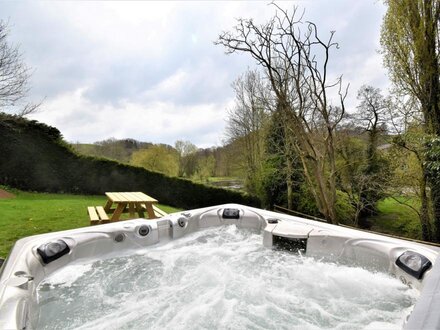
[
  {"left": 0, "top": 113, "right": 260, "bottom": 209},
  {"left": 335, "top": 190, "right": 356, "bottom": 225}
]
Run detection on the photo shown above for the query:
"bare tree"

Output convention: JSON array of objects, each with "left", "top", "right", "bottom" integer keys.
[
  {"left": 355, "top": 86, "right": 388, "bottom": 160},
  {"left": 352, "top": 85, "right": 390, "bottom": 217},
  {"left": 226, "top": 69, "right": 269, "bottom": 195},
  {"left": 174, "top": 140, "right": 199, "bottom": 177},
  {"left": 0, "top": 20, "right": 39, "bottom": 116},
  {"left": 216, "top": 5, "right": 348, "bottom": 223}
]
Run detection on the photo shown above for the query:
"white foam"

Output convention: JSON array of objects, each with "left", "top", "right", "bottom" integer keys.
[
  {"left": 42, "top": 263, "right": 93, "bottom": 288},
  {"left": 36, "top": 226, "right": 418, "bottom": 329}
]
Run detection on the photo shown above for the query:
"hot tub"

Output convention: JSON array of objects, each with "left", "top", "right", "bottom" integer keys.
[{"left": 0, "top": 204, "right": 439, "bottom": 329}]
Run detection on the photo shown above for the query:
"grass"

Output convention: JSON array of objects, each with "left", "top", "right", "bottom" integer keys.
[
  {"left": 0, "top": 188, "right": 182, "bottom": 258},
  {"left": 0, "top": 188, "right": 426, "bottom": 257},
  {"left": 369, "top": 197, "right": 422, "bottom": 240}
]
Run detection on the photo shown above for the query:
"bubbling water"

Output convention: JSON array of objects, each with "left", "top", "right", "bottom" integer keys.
[{"left": 37, "top": 226, "right": 418, "bottom": 329}]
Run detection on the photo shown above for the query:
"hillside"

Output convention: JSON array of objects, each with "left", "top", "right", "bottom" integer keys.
[
  {"left": 71, "top": 139, "right": 154, "bottom": 163},
  {"left": 0, "top": 113, "right": 260, "bottom": 209}
]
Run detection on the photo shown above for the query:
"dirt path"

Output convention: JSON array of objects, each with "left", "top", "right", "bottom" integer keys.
[{"left": 0, "top": 189, "right": 15, "bottom": 199}]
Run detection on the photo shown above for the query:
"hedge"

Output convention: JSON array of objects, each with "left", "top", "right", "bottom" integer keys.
[{"left": 0, "top": 113, "right": 260, "bottom": 209}]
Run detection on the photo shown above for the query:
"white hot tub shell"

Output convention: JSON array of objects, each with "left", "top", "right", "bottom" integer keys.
[{"left": 0, "top": 204, "right": 439, "bottom": 329}]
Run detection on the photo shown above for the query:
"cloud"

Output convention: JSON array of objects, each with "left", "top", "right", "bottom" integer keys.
[
  {"left": 4, "top": 1, "right": 389, "bottom": 147},
  {"left": 32, "top": 88, "right": 232, "bottom": 148}
]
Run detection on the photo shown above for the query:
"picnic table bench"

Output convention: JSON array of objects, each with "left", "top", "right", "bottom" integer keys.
[
  {"left": 152, "top": 204, "right": 168, "bottom": 217},
  {"left": 88, "top": 192, "right": 167, "bottom": 225},
  {"left": 87, "top": 206, "right": 110, "bottom": 225}
]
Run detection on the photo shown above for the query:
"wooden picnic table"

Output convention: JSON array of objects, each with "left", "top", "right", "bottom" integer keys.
[{"left": 104, "top": 192, "right": 158, "bottom": 221}]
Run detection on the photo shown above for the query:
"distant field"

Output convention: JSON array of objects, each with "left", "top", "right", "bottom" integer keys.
[
  {"left": 191, "top": 176, "right": 244, "bottom": 191},
  {"left": 0, "top": 188, "right": 182, "bottom": 258}
]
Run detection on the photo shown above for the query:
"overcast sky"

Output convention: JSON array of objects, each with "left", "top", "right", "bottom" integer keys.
[{"left": 3, "top": 1, "right": 387, "bottom": 148}]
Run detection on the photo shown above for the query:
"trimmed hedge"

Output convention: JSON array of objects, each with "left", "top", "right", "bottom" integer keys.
[{"left": 0, "top": 114, "right": 260, "bottom": 209}]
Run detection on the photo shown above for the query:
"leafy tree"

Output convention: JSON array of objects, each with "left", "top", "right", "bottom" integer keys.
[
  {"left": 211, "top": 144, "right": 238, "bottom": 178},
  {"left": 388, "top": 129, "right": 433, "bottom": 240},
  {"left": 381, "top": 0, "right": 440, "bottom": 135},
  {"left": 130, "top": 145, "right": 179, "bottom": 177},
  {"left": 72, "top": 138, "right": 153, "bottom": 163},
  {"left": 95, "top": 138, "right": 133, "bottom": 162},
  {"left": 381, "top": 0, "right": 440, "bottom": 240},
  {"left": 193, "top": 154, "right": 216, "bottom": 182},
  {"left": 386, "top": 94, "right": 434, "bottom": 241},
  {"left": 336, "top": 132, "right": 370, "bottom": 226}
]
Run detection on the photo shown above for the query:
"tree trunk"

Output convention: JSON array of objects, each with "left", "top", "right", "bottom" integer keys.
[
  {"left": 314, "top": 164, "right": 337, "bottom": 224},
  {"left": 420, "top": 172, "right": 433, "bottom": 241},
  {"left": 284, "top": 116, "right": 294, "bottom": 210},
  {"left": 431, "top": 173, "right": 440, "bottom": 242},
  {"left": 327, "top": 129, "right": 338, "bottom": 225},
  {"left": 421, "top": 0, "right": 440, "bottom": 242},
  {"left": 286, "top": 177, "right": 293, "bottom": 210}
]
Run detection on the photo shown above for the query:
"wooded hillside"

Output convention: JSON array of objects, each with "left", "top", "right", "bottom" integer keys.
[{"left": 0, "top": 114, "right": 260, "bottom": 209}]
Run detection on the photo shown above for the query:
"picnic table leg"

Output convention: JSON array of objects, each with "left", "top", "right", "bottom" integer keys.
[
  {"left": 145, "top": 203, "right": 156, "bottom": 219},
  {"left": 104, "top": 200, "right": 112, "bottom": 212},
  {"left": 135, "top": 204, "right": 145, "bottom": 218},
  {"left": 128, "top": 203, "right": 135, "bottom": 218},
  {"left": 111, "top": 203, "right": 127, "bottom": 221}
]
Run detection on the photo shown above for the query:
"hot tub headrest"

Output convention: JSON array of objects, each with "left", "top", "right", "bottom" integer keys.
[
  {"left": 222, "top": 208, "right": 240, "bottom": 219},
  {"left": 37, "top": 239, "right": 70, "bottom": 264},
  {"left": 396, "top": 251, "right": 432, "bottom": 280}
]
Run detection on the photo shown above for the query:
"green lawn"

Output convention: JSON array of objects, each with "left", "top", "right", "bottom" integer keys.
[
  {"left": 0, "top": 188, "right": 182, "bottom": 258},
  {"left": 369, "top": 197, "right": 422, "bottom": 240},
  {"left": 0, "top": 189, "right": 426, "bottom": 258}
]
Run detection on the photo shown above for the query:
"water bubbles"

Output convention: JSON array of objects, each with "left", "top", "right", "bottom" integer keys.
[{"left": 37, "top": 226, "right": 417, "bottom": 329}]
